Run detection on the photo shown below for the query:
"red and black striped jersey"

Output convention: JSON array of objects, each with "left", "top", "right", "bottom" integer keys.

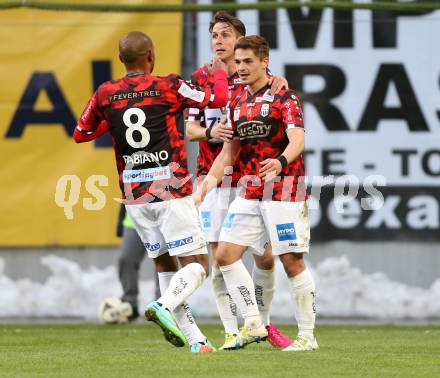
[
  {"left": 228, "top": 84, "right": 306, "bottom": 202},
  {"left": 76, "top": 72, "right": 226, "bottom": 202},
  {"left": 188, "top": 66, "right": 244, "bottom": 186}
]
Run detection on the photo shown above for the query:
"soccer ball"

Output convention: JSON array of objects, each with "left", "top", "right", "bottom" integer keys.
[{"left": 98, "top": 297, "right": 133, "bottom": 324}]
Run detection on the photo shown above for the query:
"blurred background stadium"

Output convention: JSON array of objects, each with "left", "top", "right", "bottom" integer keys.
[{"left": 0, "top": 0, "right": 439, "bottom": 321}]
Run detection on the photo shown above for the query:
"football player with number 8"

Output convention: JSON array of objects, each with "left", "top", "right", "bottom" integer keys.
[{"left": 74, "top": 31, "right": 228, "bottom": 353}]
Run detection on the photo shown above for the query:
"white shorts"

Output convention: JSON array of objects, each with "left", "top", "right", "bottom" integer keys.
[
  {"left": 199, "top": 187, "right": 267, "bottom": 254},
  {"left": 219, "top": 197, "right": 310, "bottom": 256},
  {"left": 125, "top": 196, "right": 208, "bottom": 259}
]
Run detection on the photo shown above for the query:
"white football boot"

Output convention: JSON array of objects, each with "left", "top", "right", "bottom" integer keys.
[{"left": 282, "top": 335, "right": 319, "bottom": 351}]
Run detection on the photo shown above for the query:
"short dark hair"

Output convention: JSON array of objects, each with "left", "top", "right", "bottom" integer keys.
[
  {"left": 209, "top": 11, "right": 246, "bottom": 37},
  {"left": 234, "top": 35, "right": 269, "bottom": 60}
]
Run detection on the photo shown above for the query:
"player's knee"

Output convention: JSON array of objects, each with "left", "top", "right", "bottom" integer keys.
[
  {"left": 254, "top": 242, "right": 274, "bottom": 270},
  {"left": 215, "top": 242, "right": 244, "bottom": 266},
  {"left": 279, "top": 252, "right": 305, "bottom": 277},
  {"left": 255, "top": 254, "right": 274, "bottom": 270},
  {"left": 215, "top": 249, "right": 231, "bottom": 267},
  {"left": 179, "top": 254, "right": 209, "bottom": 276},
  {"left": 154, "top": 253, "right": 178, "bottom": 273},
  {"left": 214, "top": 244, "right": 225, "bottom": 265}
]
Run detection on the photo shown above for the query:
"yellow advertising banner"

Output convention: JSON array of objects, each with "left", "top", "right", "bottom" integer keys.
[{"left": 0, "top": 3, "right": 183, "bottom": 246}]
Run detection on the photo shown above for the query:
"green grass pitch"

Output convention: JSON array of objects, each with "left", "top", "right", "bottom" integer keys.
[{"left": 1, "top": 324, "right": 439, "bottom": 377}]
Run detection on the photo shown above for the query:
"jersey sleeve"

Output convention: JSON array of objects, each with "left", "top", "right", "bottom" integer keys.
[
  {"left": 185, "top": 67, "right": 218, "bottom": 123},
  {"left": 176, "top": 79, "right": 213, "bottom": 109},
  {"left": 173, "top": 71, "right": 228, "bottom": 110},
  {"left": 281, "top": 91, "right": 304, "bottom": 131},
  {"left": 73, "top": 119, "right": 109, "bottom": 143},
  {"left": 76, "top": 91, "right": 106, "bottom": 135},
  {"left": 186, "top": 107, "right": 204, "bottom": 123}
]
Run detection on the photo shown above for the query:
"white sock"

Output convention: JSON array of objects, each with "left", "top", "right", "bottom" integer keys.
[
  {"left": 252, "top": 265, "right": 275, "bottom": 327},
  {"left": 158, "top": 263, "right": 206, "bottom": 312},
  {"left": 219, "top": 260, "right": 262, "bottom": 328},
  {"left": 158, "top": 271, "right": 205, "bottom": 344},
  {"left": 289, "top": 267, "right": 316, "bottom": 340},
  {"left": 212, "top": 265, "right": 239, "bottom": 334}
]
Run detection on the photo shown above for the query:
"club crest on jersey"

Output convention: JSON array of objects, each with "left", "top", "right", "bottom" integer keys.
[{"left": 260, "top": 104, "right": 270, "bottom": 117}]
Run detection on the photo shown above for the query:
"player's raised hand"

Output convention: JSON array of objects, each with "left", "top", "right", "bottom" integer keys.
[
  {"left": 210, "top": 117, "right": 234, "bottom": 142},
  {"left": 211, "top": 57, "right": 228, "bottom": 74},
  {"left": 268, "top": 76, "right": 289, "bottom": 95},
  {"left": 259, "top": 158, "right": 282, "bottom": 182}
]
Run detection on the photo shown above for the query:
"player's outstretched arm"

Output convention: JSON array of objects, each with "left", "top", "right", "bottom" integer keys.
[
  {"left": 178, "top": 60, "right": 228, "bottom": 110},
  {"left": 209, "top": 116, "right": 235, "bottom": 142},
  {"left": 74, "top": 91, "right": 107, "bottom": 143},
  {"left": 186, "top": 116, "right": 234, "bottom": 142},
  {"left": 259, "top": 128, "right": 304, "bottom": 182},
  {"left": 207, "top": 138, "right": 241, "bottom": 184},
  {"left": 193, "top": 139, "right": 241, "bottom": 206},
  {"left": 73, "top": 120, "right": 109, "bottom": 143},
  {"left": 209, "top": 59, "right": 229, "bottom": 108},
  {"left": 186, "top": 120, "right": 208, "bottom": 141}
]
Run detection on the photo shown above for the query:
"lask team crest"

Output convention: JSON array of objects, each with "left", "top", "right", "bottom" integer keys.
[{"left": 260, "top": 103, "right": 269, "bottom": 117}]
